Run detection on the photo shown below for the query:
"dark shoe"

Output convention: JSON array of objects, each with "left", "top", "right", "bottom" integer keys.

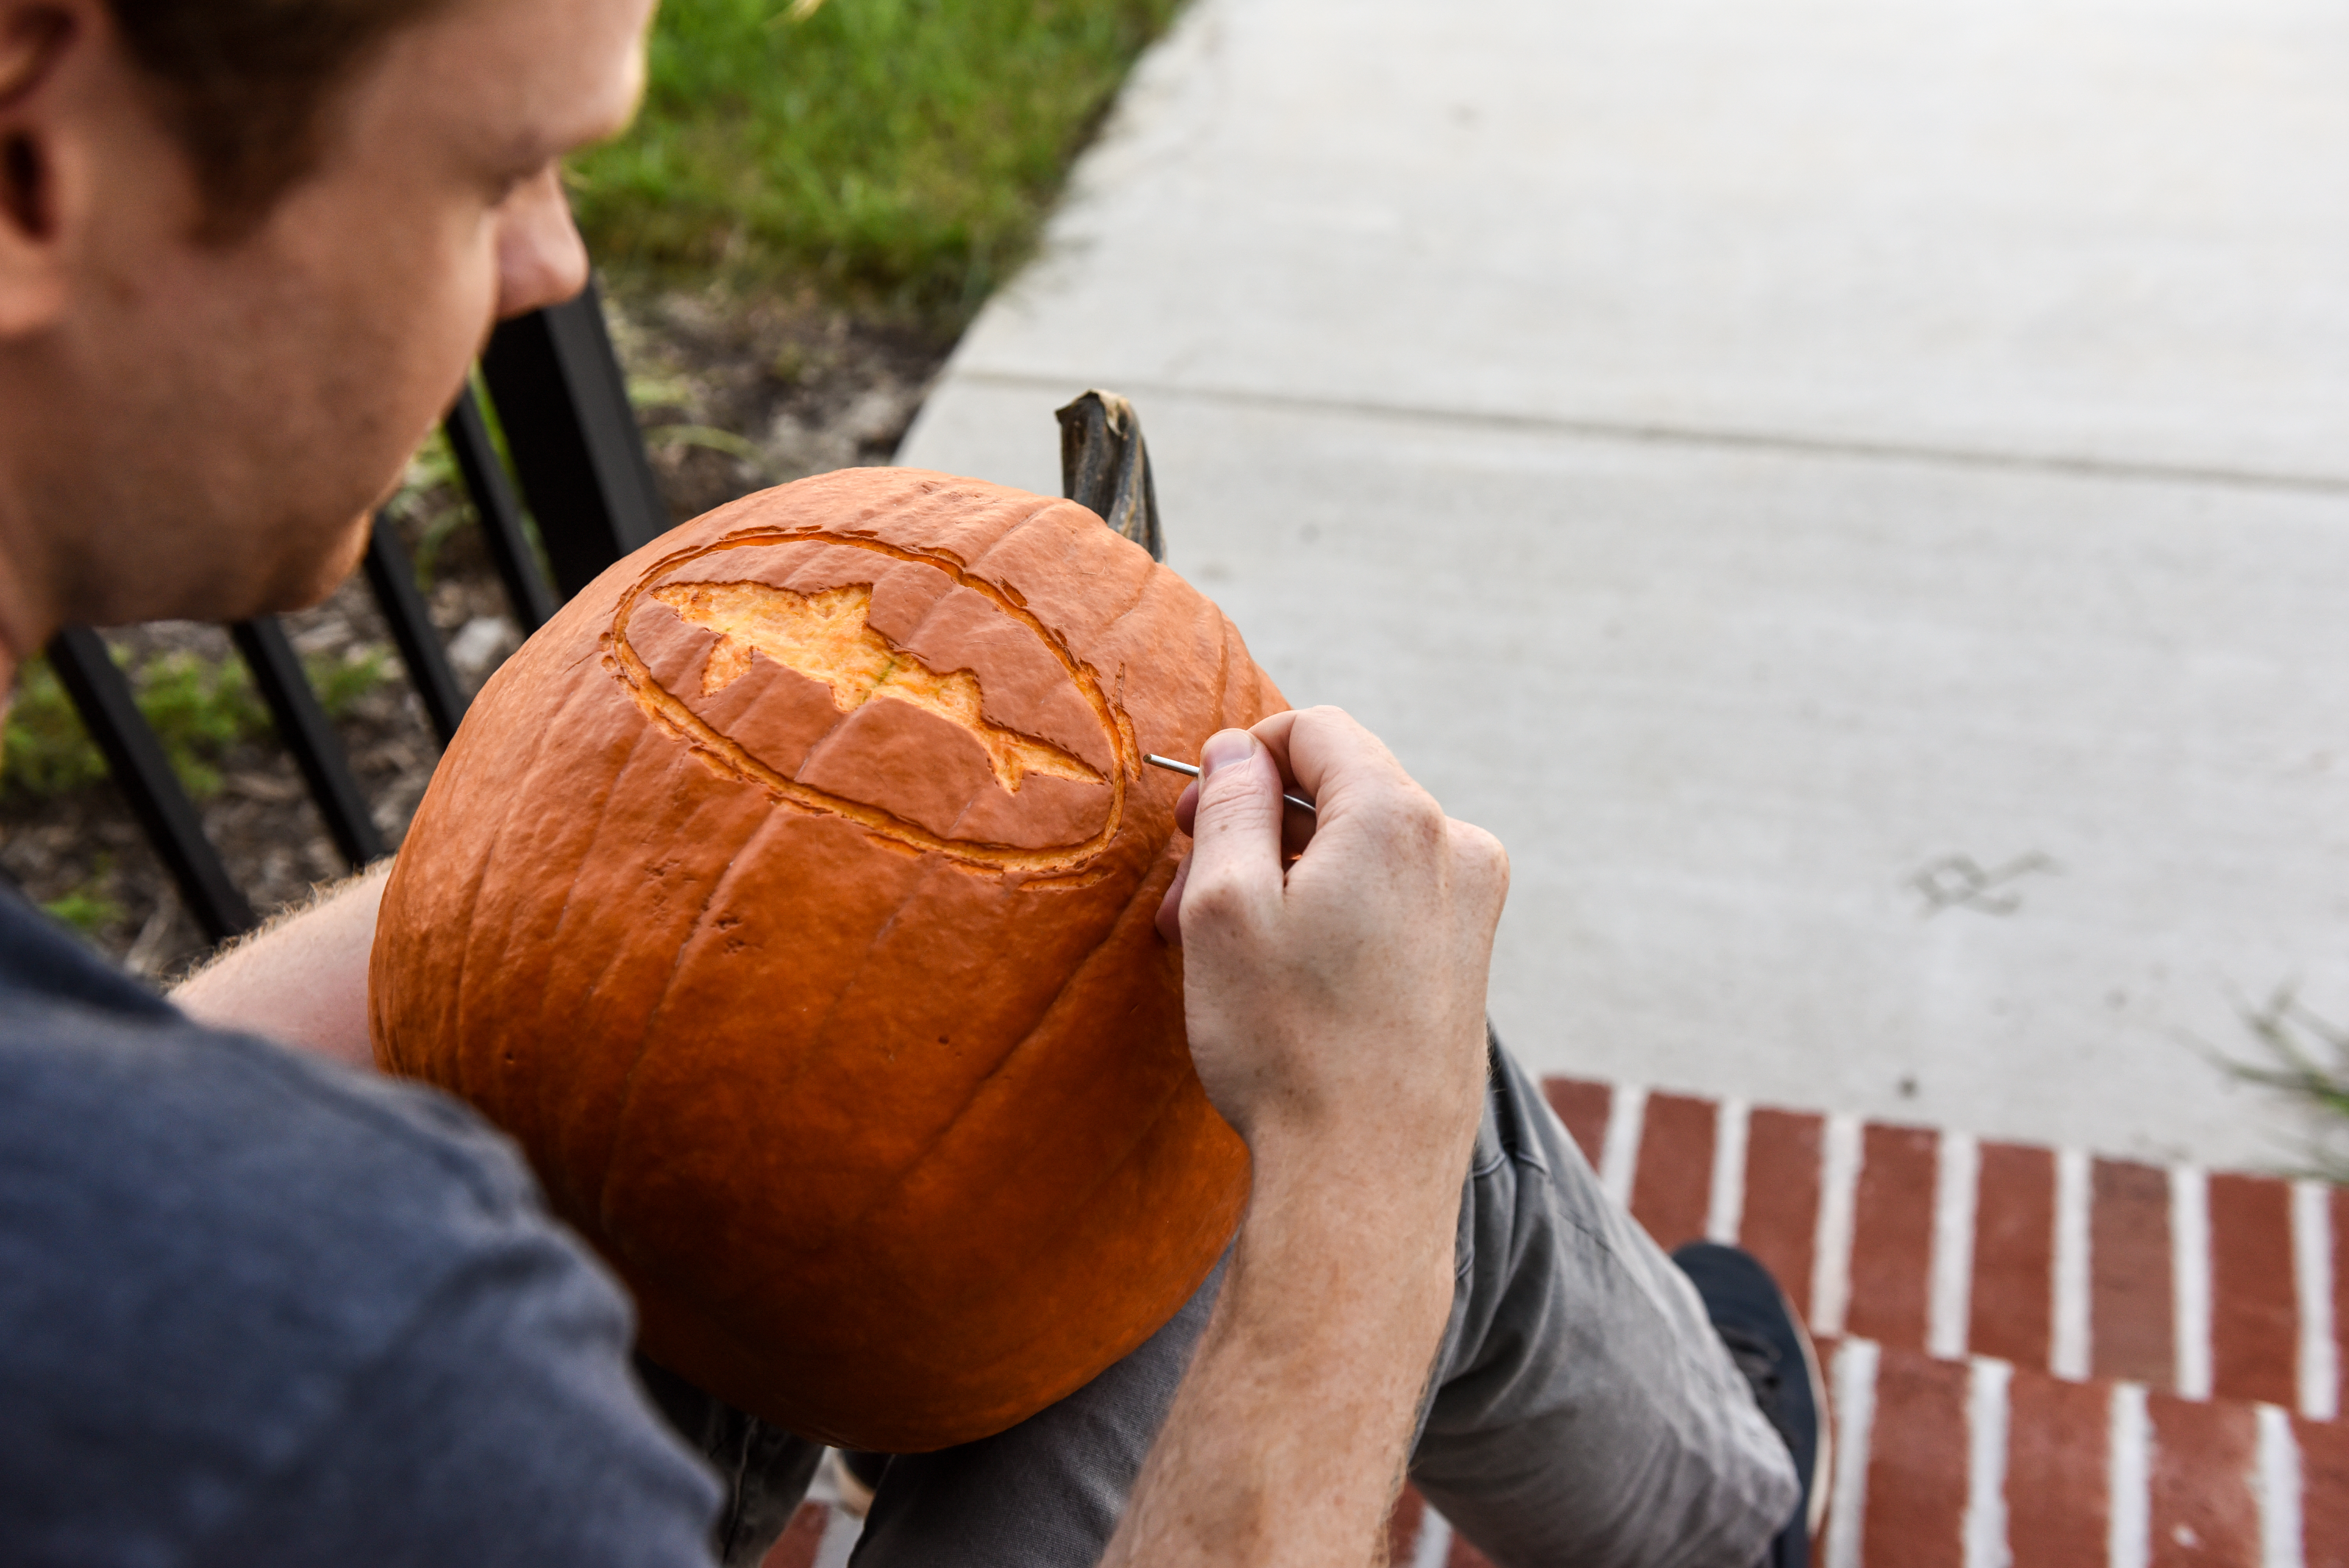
[{"left": 1671, "top": 1242, "right": 1830, "bottom": 1568}]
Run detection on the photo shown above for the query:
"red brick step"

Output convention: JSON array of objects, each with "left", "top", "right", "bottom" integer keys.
[{"left": 1542, "top": 1076, "right": 2344, "bottom": 1421}]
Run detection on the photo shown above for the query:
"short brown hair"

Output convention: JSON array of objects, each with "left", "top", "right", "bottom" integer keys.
[{"left": 107, "top": 0, "right": 446, "bottom": 240}]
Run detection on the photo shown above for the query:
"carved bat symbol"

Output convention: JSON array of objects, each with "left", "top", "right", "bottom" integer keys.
[{"left": 653, "top": 579, "right": 1104, "bottom": 795}]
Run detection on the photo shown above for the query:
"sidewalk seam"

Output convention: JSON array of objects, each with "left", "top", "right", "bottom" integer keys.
[{"left": 949, "top": 369, "right": 2349, "bottom": 497}]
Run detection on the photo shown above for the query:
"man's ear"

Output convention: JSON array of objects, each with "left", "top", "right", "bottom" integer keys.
[{"left": 0, "top": 4, "right": 81, "bottom": 337}]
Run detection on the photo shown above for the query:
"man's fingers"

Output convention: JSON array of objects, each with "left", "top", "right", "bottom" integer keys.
[
  {"left": 1169, "top": 739, "right": 1312, "bottom": 857},
  {"left": 1178, "top": 729, "right": 1288, "bottom": 941},
  {"left": 1280, "top": 798, "right": 1317, "bottom": 861},
  {"left": 1254, "top": 706, "right": 1413, "bottom": 821},
  {"left": 1246, "top": 709, "right": 1304, "bottom": 775},
  {"left": 1155, "top": 853, "right": 1193, "bottom": 945}
]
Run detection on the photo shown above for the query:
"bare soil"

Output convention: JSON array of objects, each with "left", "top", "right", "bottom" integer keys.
[{"left": 0, "top": 280, "right": 954, "bottom": 980}]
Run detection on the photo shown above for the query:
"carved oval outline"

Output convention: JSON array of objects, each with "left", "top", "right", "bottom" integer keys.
[{"left": 607, "top": 527, "right": 1132, "bottom": 874}]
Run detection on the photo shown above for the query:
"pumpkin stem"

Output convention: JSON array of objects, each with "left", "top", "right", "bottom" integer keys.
[{"left": 1056, "top": 390, "right": 1164, "bottom": 563}]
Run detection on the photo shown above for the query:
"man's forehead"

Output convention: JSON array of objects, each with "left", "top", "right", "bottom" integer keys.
[{"left": 371, "top": 0, "right": 651, "bottom": 158}]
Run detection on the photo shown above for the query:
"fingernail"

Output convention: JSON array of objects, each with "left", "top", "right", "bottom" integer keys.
[{"left": 1198, "top": 730, "right": 1256, "bottom": 776}]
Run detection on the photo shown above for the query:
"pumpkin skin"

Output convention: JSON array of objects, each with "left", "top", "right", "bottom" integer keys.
[{"left": 369, "top": 468, "right": 1279, "bottom": 1452}]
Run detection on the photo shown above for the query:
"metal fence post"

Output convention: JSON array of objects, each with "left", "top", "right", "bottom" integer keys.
[
  {"left": 442, "top": 383, "right": 557, "bottom": 634},
  {"left": 481, "top": 280, "right": 668, "bottom": 598},
  {"left": 228, "top": 618, "right": 384, "bottom": 869},
  {"left": 43, "top": 626, "right": 255, "bottom": 942},
  {"left": 360, "top": 512, "right": 471, "bottom": 748}
]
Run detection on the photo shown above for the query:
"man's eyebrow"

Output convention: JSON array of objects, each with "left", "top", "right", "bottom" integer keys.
[{"left": 488, "top": 90, "right": 640, "bottom": 170}]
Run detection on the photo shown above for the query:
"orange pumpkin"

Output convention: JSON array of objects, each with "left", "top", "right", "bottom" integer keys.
[{"left": 368, "top": 468, "right": 1279, "bottom": 1451}]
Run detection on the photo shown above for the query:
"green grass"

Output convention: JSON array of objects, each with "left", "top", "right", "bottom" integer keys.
[
  {"left": 2, "top": 645, "right": 390, "bottom": 804},
  {"left": 41, "top": 885, "right": 123, "bottom": 935},
  {"left": 571, "top": 0, "right": 1184, "bottom": 324},
  {"left": 1, "top": 656, "right": 112, "bottom": 798}
]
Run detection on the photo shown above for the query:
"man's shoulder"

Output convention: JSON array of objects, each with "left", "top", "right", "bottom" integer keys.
[
  {"left": 0, "top": 888, "right": 540, "bottom": 1259},
  {"left": 0, "top": 893, "right": 715, "bottom": 1563}
]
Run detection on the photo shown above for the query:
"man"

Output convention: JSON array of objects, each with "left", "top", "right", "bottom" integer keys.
[{"left": 0, "top": 0, "right": 1815, "bottom": 1561}]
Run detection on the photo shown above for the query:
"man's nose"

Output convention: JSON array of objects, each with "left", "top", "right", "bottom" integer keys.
[{"left": 493, "top": 168, "right": 591, "bottom": 321}]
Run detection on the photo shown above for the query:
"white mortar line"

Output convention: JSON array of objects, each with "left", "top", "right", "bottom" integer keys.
[
  {"left": 2172, "top": 1165, "right": 2213, "bottom": 1401},
  {"left": 2292, "top": 1180, "right": 2337, "bottom": 1421},
  {"left": 2258, "top": 1403, "right": 2305, "bottom": 1568},
  {"left": 2108, "top": 1382, "right": 2150, "bottom": 1568},
  {"left": 1409, "top": 1506, "right": 1455, "bottom": 1568},
  {"left": 1824, "top": 1338, "right": 1880, "bottom": 1568},
  {"left": 1598, "top": 1084, "right": 1647, "bottom": 1210},
  {"left": 814, "top": 1507, "right": 864, "bottom": 1568},
  {"left": 2054, "top": 1148, "right": 2094, "bottom": 1381},
  {"left": 1706, "top": 1097, "right": 1750, "bottom": 1245},
  {"left": 1963, "top": 1357, "right": 2012, "bottom": 1568},
  {"left": 1812, "top": 1114, "right": 1864, "bottom": 1340},
  {"left": 1931, "top": 1133, "right": 1981, "bottom": 1361}
]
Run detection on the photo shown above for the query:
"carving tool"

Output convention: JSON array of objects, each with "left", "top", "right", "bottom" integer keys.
[{"left": 1144, "top": 753, "right": 1316, "bottom": 814}]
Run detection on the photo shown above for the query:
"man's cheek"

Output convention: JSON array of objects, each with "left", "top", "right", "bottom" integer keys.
[{"left": 280, "top": 510, "right": 376, "bottom": 613}]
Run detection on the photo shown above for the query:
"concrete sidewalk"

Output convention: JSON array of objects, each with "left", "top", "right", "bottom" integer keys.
[{"left": 898, "top": 0, "right": 2349, "bottom": 1171}]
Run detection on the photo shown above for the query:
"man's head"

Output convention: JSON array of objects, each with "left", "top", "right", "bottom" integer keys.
[{"left": 0, "top": 0, "right": 653, "bottom": 660}]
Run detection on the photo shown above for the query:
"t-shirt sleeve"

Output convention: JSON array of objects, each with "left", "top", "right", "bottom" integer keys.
[
  {"left": 0, "top": 900, "right": 729, "bottom": 1566},
  {"left": 192, "top": 1210, "right": 722, "bottom": 1568}
]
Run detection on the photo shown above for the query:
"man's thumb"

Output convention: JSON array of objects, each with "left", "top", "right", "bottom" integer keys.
[{"left": 1177, "top": 729, "right": 1287, "bottom": 931}]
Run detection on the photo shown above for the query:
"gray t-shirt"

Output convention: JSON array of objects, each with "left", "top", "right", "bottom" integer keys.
[{"left": 0, "top": 886, "right": 723, "bottom": 1564}]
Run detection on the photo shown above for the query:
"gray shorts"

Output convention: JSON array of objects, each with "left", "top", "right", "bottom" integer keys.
[{"left": 654, "top": 1035, "right": 1798, "bottom": 1568}]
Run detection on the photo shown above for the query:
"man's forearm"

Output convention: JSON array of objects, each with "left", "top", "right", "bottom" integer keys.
[
  {"left": 170, "top": 861, "right": 390, "bottom": 1069},
  {"left": 1101, "top": 1149, "right": 1460, "bottom": 1568},
  {"left": 1108, "top": 714, "right": 1504, "bottom": 1566}
]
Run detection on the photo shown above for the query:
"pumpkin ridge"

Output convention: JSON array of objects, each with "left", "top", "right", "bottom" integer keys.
[
  {"left": 825, "top": 846, "right": 1176, "bottom": 1239},
  {"left": 1082, "top": 528, "right": 1160, "bottom": 641},
  {"left": 545, "top": 707, "right": 779, "bottom": 1225},
  {"left": 1209, "top": 610, "right": 1234, "bottom": 735},
  {"left": 444, "top": 657, "right": 609, "bottom": 1119},
  {"left": 971, "top": 1003, "right": 1221, "bottom": 1290},
  {"left": 418, "top": 677, "right": 544, "bottom": 1090},
  {"left": 797, "top": 845, "right": 938, "bottom": 1060},
  {"left": 687, "top": 850, "right": 955, "bottom": 1216},
  {"left": 531, "top": 715, "right": 652, "bottom": 996},
  {"left": 937, "top": 1079, "right": 1236, "bottom": 1373},
  {"left": 586, "top": 798, "right": 787, "bottom": 1240},
  {"left": 527, "top": 716, "right": 674, "bottom": 1222}
]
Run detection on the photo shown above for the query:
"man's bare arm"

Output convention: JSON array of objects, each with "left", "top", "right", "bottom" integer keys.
[
  {"left": 1107, "top": 711, "right": 1507, "bottom": 1566},
  {"left": 1105, "top": 1140, "right": 1462, "bottom": 1565},
  {"left": 170, "top": 861, "right": 390, "bottom": 1069}
]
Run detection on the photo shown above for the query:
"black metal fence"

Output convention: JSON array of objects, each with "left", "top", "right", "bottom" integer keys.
[{"left": 46, "top": 280, "right": 666, "bottom": 944}]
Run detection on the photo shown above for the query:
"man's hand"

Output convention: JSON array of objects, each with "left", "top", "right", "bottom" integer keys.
[
  {"left": 1158, "top": 708, "right": 1505, "bottom": 1200},
  {"left": 1107, "top": 708, "right": 1507, "bottom": 1567}
]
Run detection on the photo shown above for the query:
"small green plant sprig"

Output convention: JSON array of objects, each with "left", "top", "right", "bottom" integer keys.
[
  {"left": 2222, "top": 986, "right": 2349, "bottom": 1183},
  {"left": 40, "top": 884, "right": 123, "bottom": 935}
]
